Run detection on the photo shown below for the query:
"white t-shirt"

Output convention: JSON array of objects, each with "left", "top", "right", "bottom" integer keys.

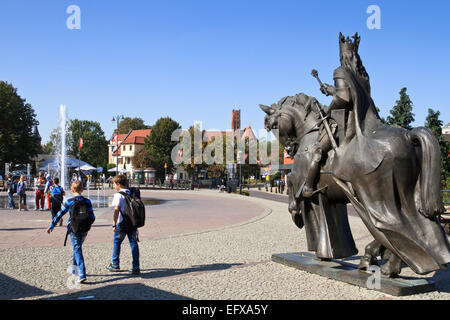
[{"left": 112, "top": 188, "right": 130, "bottom": 224}]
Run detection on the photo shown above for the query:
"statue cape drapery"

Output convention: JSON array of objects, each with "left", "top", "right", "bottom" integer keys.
[{"left": 331, "top": 66, "right": 450, "bottom": 274}]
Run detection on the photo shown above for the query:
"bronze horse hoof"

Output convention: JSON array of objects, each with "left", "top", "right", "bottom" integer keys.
[{"left": 358, "top": 255, "right": 379, "bottom": 271}]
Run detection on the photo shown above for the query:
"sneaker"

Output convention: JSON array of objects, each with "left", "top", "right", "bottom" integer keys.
[
  {"left": 130, "top": 268, "right": 141, "bottom": 275},
  {"left": 106, "top": 264, "right": 120, "bottom": 272},
  {"left": 35, "top": 208, "right": 39, "bottom": 211},
  {"left": 77, "top": 278, "right": 87, "bottom": 284}
]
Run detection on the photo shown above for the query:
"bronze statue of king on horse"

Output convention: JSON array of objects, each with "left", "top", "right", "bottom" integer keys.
[{"left": 260, "top": 32, "right": 450, "bottom": 278}]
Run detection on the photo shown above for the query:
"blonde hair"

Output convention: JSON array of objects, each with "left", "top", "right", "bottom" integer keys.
[{"left": 71, "top": 180, "right": 83, "bottom": 193}]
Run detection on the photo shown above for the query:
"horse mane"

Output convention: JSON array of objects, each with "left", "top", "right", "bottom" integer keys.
[{"left": 276, "top": 92, "right": 320, "bottom": 122}]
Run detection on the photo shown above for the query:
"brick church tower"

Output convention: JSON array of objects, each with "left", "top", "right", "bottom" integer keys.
[{"left": 232, "top": 109, "right": 241, "bottom": 131}]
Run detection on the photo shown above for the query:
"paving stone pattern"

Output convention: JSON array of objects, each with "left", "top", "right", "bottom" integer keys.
[{"left": 1, "top": 189, "right": 450, "bottom": 300}]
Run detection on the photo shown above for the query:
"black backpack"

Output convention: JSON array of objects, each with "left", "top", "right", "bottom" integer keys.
[
  {"left": 119, "top": 191, "right": 145, "bottom": 229},
  {"left": 70, "top": 197, "right": 93, "bottom": 234},
  {"left": 128, "top": 187, "right": 141, "bottom": 200},
  {"left": 8, "top": 181, "right": 17, "bottom": 194}
]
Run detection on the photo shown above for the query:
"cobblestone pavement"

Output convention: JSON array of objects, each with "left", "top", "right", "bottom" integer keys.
[{"left": 1, "top": 189, "right": 450, "bottom": 300}]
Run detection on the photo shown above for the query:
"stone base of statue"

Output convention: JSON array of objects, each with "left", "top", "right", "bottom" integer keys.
[{"left": 272, "top": 252, "right": 441, "bottom": 296}]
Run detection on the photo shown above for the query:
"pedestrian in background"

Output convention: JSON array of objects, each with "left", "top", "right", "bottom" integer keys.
[
  {"left": 17, "top": 175, "right": 28, "bottom": 212},
  {"left": 35, "top": 172, "right": 46, "bottom": 211},
  {"left": 44, "top": 173, "right": 53, "bottom": 211},
  {"left": 50, "top": 177, "right": 65, "bottom": 226},
  {"left": 5, "top": 173, "right": 16, "bottom": 210}
]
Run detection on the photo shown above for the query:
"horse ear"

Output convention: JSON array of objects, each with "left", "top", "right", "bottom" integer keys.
[{"left": 260, "top": 104, "right": 274, "bottom": 115}]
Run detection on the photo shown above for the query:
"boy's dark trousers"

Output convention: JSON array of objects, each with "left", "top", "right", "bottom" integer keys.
[{"left": 50, "top": 196, "right": 62, "bottom": 220}]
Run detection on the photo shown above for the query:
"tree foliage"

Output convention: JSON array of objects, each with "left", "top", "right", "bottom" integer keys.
[
  {"left": 115, "top": 117, "right": 150, "bottom": 135},
  {"left": 179, "top": 128, "right": 264, "bottom": 181},
  {"left": 68, "top": 119, "right": 109, "bottom": 169},
  {"left": 0, "top": 81, "right": 41, "bottom": 166},
  {"left": 425, "top": 108, "right": 449, "bottom": 187},
  {"left": 375, "top": 106, "right": 387, "bottom": 124},
  {"left": 139, "top": 117, "right": 180, "bottom": 179},
  {"left": 387, "top": 87, "right": 415, "bottom": 130},
  {"left": 41, "top": 142, "right": 54, "bottom": 155},
  {"left": 180, "top": 125, "right": 209, "bottom": 180}
]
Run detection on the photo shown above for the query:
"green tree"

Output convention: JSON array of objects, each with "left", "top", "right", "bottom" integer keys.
[
  {"left": 425, "top": 108, "right": 449, "bottom": 187},
  {"left": 115, "top": 117, "right": 150, "bottom": 135},
  {"left": 141, "top": 117, "right": 181, "bottom": 180},
  {"left": 41, "top": 142, "right": 54, "bottom": 155},
  {"left": 387, "top": 87, "right": 415, "bottom": 130},
  {"left": 0, "top": 81, "right": 41, "bottom": 166},
  {"left": 68, "top": 119, "right": 109, "bottom": 169},
  {"left": 375, "top": 106, "right": 387, "bottom": 124}
]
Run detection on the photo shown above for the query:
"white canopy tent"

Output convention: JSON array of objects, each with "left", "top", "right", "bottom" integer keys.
[
  {"left": 74, "top": 164, "right": 97, "bottom": 171},
  {"left": 107, "top": 167, "right": 129, "bottom": 173}
]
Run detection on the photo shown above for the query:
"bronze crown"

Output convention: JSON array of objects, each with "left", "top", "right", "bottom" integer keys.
[{"left": 339, "top": 32, "right": 360, "bottom": 54}]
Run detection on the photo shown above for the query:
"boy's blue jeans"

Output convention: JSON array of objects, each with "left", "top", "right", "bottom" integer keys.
[
  {"left": 7, "top": 193, "right": 15, "bottom": 209},
  {"left": 112, "top": 223, "right": 140, "bottom": 270},
  {"left": 70, "top": 231, "right": 88, "bottom": 279}
]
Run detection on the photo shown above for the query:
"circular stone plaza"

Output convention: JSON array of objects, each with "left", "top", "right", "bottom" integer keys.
[{"left": 1, "top": 189, "right": 450, "bottom": 301}]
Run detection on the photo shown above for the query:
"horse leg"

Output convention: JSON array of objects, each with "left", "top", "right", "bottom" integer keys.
[
  {"left": 358, "top": 240, "right": 383, "bottom": 270},
  {"left": 303, "top": 147, "right": 321, "bottom": 198},
  {"left": 380, "top": 252, "right": 403, "bottom": 278}
]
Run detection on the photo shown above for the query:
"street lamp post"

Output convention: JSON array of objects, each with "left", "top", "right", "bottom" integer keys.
[
  {"left": 78, "top": 124, "right": 82, "bottom": 181},
  {"left": 112, "top": 115, "right": 124, "bottom": 176},
  {"left": 238, "top": 150, "right": 243, "bottom": 194}
]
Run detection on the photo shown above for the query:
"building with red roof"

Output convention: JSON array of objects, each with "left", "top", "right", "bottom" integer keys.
[{"left": 108, "top": 129, "right": 152, "bottom": 175}]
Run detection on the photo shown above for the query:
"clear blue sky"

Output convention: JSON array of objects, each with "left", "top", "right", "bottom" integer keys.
[{"left": 0, "top": 0, "right": 449, "bottom": 143}]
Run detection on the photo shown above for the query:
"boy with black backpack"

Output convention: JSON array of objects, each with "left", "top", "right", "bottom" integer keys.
[
  {"left": 6, "top": 174, "right": 17, "bottom": 210},
  {"left": 107, "top": 174, "right": 144, "bottom": 275},
  {"left": 46, "top": 180, "right": 95, "bottom": 284}
]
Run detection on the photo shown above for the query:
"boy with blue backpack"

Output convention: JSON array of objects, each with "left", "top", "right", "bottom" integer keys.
[
  {"left": 46, "top": 180, "right": 95, "bottom": 284},
  {"left": 50, "top": 177, "right": 65, "bottom": 226}
]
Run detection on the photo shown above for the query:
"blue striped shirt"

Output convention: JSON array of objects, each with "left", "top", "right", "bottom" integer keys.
[{"left": 49, "top": 196, "right": 95, "bottom": 231}]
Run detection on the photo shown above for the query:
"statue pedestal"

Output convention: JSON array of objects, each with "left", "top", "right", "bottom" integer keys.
[{"left": 272, "top": 252, "right": 438, "bottom": 296}]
